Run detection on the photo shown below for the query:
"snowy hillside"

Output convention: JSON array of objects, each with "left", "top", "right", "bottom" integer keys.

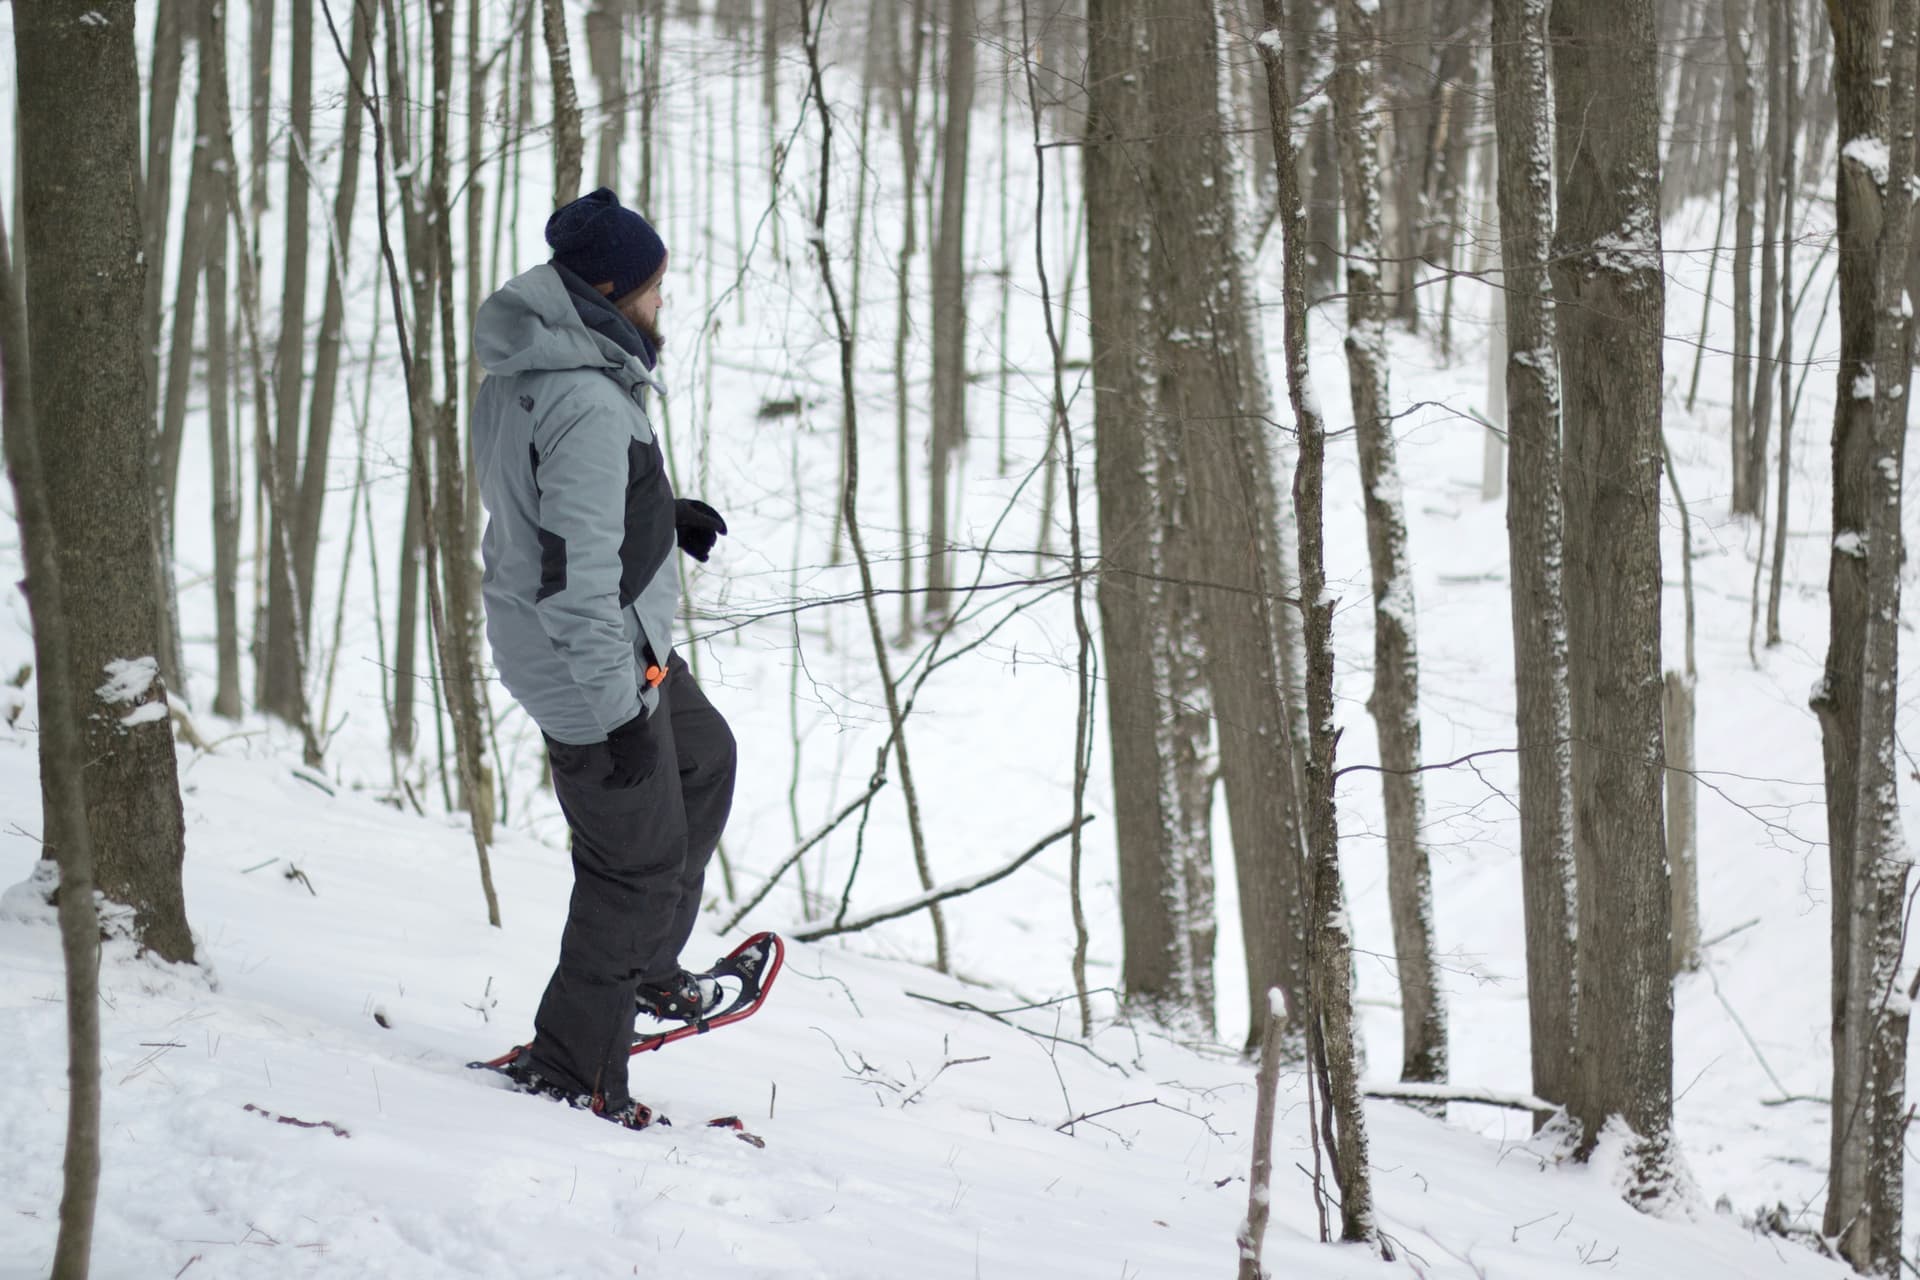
[{"left": 2, "top": 2, "right": 1913, "bottom": 1276}]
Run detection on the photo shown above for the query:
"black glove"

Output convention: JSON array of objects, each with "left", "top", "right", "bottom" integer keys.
[
  {"left": 603, "top": 708, "right": 658, "bottom": 789},
  {"left": 674, "top": 498, "right": 728, "bottom": 562}
]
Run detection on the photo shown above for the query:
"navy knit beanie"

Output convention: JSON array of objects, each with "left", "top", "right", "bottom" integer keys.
[{"left": 545, "top": 188, "right": 667, "bottom": 300}]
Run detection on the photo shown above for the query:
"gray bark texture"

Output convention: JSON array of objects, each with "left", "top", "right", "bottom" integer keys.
[
  {"left": 1816, "top": 1, "right": 1918, "bottom": 1271},
  {"left": 543, "top": 0, "right": 586, "bottom": 203},
  {"left": 205, "top": 1, "right": 243, "bottom": 721},
  {"left": 298, "top": 3, "right": 372, "bottom": 668},
  {"left": 1256, "top": 0, "right": 1376, "bottom": 1246},
  {"left": 1331, "top": 0, "right": 1447, "bottom": 1087},
  {"left": 429, "top": 0, "right": 502, "bottom": 922},
  {"left": 0, "top": 169, "right": 104, "bottom": 1280},
  {"left": 19, "top": 0, "right": 194, "bottom": 968},
  {"left": 926, "top": 0, "right": 976, "bottom": 618},
  {"left": 1490, "top": 0, "right": 1577, "bottom": 1115},
  {"left": 1550, "top": 0, "right": 1674, "bottom": 1186},
  {"left": 1722, "top": 0, "right": 1759, "bottom": 515},
  {"left": 264, "top": 0, "right": 316, "bottom": 723},
  {"left": 1085, "top": 0, "right": 1218, "bottom": 1029},
  {"left": 1147, "top": 0, "right": 1309, "bottom": 1059}
]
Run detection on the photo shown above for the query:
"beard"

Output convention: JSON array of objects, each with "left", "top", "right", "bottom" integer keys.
[{"left": 637, "top": 313, "right": 665, "bottom": 354}]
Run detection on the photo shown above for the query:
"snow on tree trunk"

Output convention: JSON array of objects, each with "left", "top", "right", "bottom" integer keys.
[
  {"left": 1489, "top": 0, "right": 1577, "bottom": 1116},
  {"left": 1255, "top": 5, "right": 1377, "bottom": 1248},
  {"left": 1818, "top": 3, "right": 1918, "bottom": 1270},
  {"left": 1331, "top": 0, "right": 1447, "bottom": 1089},
  {"left": 1147, "top": 0, "right": 1310, "bottom": 1060},
  {"left": 1549, "top": 0, "right": 1675, "bottom": 1192},
  {"left": 1085, "top": 0, "right": 1218, "bottom": 1031}
]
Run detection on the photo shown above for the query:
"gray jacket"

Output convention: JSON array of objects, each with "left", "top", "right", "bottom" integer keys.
[{"left": 471, "top": 264, "right": 679, "bottom": 745}]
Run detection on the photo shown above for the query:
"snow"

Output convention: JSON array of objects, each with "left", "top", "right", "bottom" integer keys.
[
  {"left": 95, "top": 656, "right": 160, "bottom": 706},
  {"left": 0, "top": 11, "right": 1907, "bottom": 1280},
  {"left": 1841, "top": 136, "right": 1891, "bottom": 188}
]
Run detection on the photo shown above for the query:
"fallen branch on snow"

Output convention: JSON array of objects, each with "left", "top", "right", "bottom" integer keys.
[{"left": 1360, "top": 1081, "right": 1556, "bottom": 1113}]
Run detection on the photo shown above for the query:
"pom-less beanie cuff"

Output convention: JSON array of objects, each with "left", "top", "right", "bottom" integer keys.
[{"left": 544, "top": 187, "right": 667, "bottom": 301}]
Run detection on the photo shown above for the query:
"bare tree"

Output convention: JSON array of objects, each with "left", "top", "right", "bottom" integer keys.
[
  {"left": 1722, "top": 0, "right": 1759, "bottom": 514},
  {"left": 1147, "top": 0, "right": 1310, "bottom": 1058},
  {"left": 263, "top": 0, "right": 317, "bottom": 722},
  {"left": 1815, "top": 0, "right": 1918, "bottom": 1271},
  {"left": 543, "top": 0, "right": 587, "bottom": 202},
  {"left": 587, "top": 0, "right": 630, "bottom": 191},
  {"left": 1551, "top": 0, "right": 1674, "bottom": 1189},
  {"left": 1490, "top": 0, "right": 1576, "bottom": 1115},
  {"left": 1330, "top": 0, "right": 1446, "bottom": 1087},
  {"left": 0, "top": 185, "right": 104, "bottom": 1280},
  {"left": 1255, "top": 0, "right": 1377, "bottom": 1246},
  {"left": 926, "top": 0, "right": 976, "bottom": 619},
  {"left": 205, "top": 3, "right": 244, "bottom": 722},
  {"left": 18, "top": 0, "right": 194, "bottom": 967},
  {"left": 1085, "top": 0, "right": 1218, "bottom": 1029}
]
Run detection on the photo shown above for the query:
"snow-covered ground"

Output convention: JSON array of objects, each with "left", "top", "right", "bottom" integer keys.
[{"left": 1, "top": 5, "right": 1912, "bottom": 1277}]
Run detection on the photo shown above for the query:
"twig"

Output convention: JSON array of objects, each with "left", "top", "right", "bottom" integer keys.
[
  {"left": 720, "top": 776, "right": 887, "bottom": 933},
  {"left": 242, "top": 1103, "right": 350, "bottom": 1138},
  {"left": 901, "top": 1056, "right": 991, "bottom": 1107},
  {"left": 794, "top": 816, "right": 1092, "bottom": 942}
]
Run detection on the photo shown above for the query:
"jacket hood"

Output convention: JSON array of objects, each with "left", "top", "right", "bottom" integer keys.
[{"left": 474, "top": 264, "right": 662, "bottom": 396}]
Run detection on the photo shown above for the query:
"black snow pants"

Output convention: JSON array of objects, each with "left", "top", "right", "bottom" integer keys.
[{"left": 526, "top": 652, "right": 736, "bottom": 1109}]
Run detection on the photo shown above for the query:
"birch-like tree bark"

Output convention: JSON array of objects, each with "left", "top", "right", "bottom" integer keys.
[
  {"left": 1331, "top": 0, "right": 1446, "bottom": 1087},
  {"left": 1815, "top": 1, "right": 1918, "bottom": 1270},
  {"left": 1490, "top": 0, "right": 1577, "bottom": 1116},
  {"left": 19, "top": 0, "right": 195, "bottom": 968},
  {"left": 1551, "top": 0, "right": 1674, "bottom": 1190}
]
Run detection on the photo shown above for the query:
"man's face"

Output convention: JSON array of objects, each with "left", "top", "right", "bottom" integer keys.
[{"left": 615, "top": 277, "right": 665, "bottom": 350}]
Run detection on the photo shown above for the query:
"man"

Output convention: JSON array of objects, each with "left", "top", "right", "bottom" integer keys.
[{"left": 470, "top": 188, "right": 736, "bottom": 1128}]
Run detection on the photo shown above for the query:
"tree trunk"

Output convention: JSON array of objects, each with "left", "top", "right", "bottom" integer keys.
[
  {"left": 18, "top": 0, "right": 194, "bottom": 968},
  {"left": 587, "top": 0, "right": 628, "bottom": 191},
  {"left": 1085, "top": 0, "right": 1216, "bottom": 1031},
  {"left": 141, "top": 0, "right": 185, "bottom": 424},
  {"left": 892, "top": 0, "right": 928, "bottom": 642},
  {"left": 392, "top": 479, "right": 424, "bottom": 756},
  {"left": 204, "top": 2, "right": 243, "bottom": 722},
  {"left": 1257, "top": 2, "right": 1376, "bottom": 1243},
  {"left": 1723, "top": 0, "right": 1758, "bottom": 515},
  {"left": 543, "top": 0, "right": 586, "bottom": 203},
  {"left": 1490, "top": 0, "right": 1577, "bottom": 1116},
  {"left": 1550, "top": 0, "right": 1673, "bottom": 1189},
  {"left": 1148, "top": 0, "right": 1309, "bottom": 1060},
  {"left": 0, "top": 177, "right": 105, "bottom": 1280},
  {"left": 1384, "top": 0, "right": 1433, "bottom": 327},
  {"left": 1764, "top": 0, "right": 1798, "bottom": 647},
  {"left": 260, "top": 0, "right": 315, "bottom": 723},
  {"left": 296, "top": 2, "right": 371, "bottom": 639},
  {"left": 926, "top": 0, "right": 975, "bottom": 620},
  {"left": 429, "top": 0, "right": 502, "bottom": 902},
  {"left": 249, "top": 0, "right": 274, "bottom": 242},
  {"left": 1331, "top": 0, "right": 1447, "bottom": 1087},
  {"left": 1816, "top": 2, "right": 1918, "bottom": 1270},
  {"left": 158, "top": 67, "right": 214, "bottom": 512}
]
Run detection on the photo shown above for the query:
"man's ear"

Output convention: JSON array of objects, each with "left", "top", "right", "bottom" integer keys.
[{"left": 594, "top": 281, "right": 616, "bottom": 296}]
